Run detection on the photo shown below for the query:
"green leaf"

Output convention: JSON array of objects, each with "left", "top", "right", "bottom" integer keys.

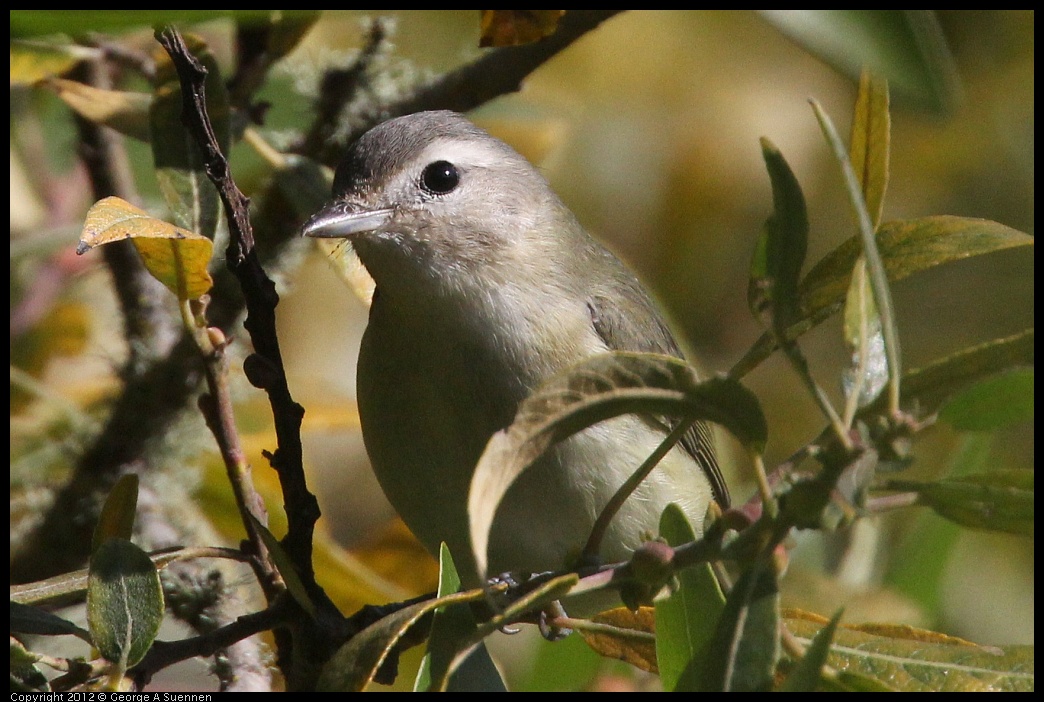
[
  {"left": 10, "top": 638, "right": 49, "bottom": 692},
  {"left": 10, "top": 601, "right": 91, "bottom": 641},
  {"left": 939, "top": 368, "right": 1034, "bottom": 431},
  {"left": 785, "top": 612, "right": 1034, "bottom": 691},
  {"left": 849, "top": 71, "right": 890, "bottom": 228},
  {"left": 248, "top": 515, "right": 317, "bottom": 617},
  {"left": 10, "top": 10, "right": 316, "bottom": 38},
  {"left": 415, "top": 544, "right": 506, "bottom": 692},
  {"left": 801, "top": 216, "right": 1032, "bottom": 318},
  {"left": 733, "top": 218, "right": 1032, "bottom": 378},
  {"left": 150, "top": 34, "right": 229, "bottom": 239},
  {"left": 900, "top": 330, "right": 1034, "bottom": 416},
  {"left": 86, "top": 538, "right": 165, "bottom": 670},
  {"left": 655, "top": 504, "right": 726, "bottom": 691},
  {"left": 703, "top": 559, "right": 781, "bottom": 691},
  {"left": 887, "top": 470, "right": 1033, "bottom": 536},
  {"left": 885, "top": 435, "right": 990, "bottom": 617},
  {"left": 780, "top": 609, "right": 843, "bottom": 691},
  {"left": 92, "top": 474, "right": 139, "bottom": 553},
  {"left": 759, "top": 10, "right": 960, "bottom": 114},
  {"left": 749, "top": 138, "right": 809, "bottom": 331},
  {"left": 468, "top": 352, "right": 767, "bottom": 579},
  {"left": 317, "top": 588, "right": 489, "bottom": 692}
]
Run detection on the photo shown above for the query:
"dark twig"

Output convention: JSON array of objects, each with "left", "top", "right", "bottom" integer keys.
[
  {"left": 154, "top": 25, "right": 318, "bottom": 588},
  {"left": 308, "top": 10, "right": 625, "bottom": 167}
]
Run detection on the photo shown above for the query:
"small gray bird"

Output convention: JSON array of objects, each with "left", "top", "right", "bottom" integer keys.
[{"left": 303, "top": 110, "right": 727, "bottom": 592}]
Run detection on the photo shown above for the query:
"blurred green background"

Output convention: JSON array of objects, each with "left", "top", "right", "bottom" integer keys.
[{"left": 10, "top": 10, "right": 1033, "bottom": 690}]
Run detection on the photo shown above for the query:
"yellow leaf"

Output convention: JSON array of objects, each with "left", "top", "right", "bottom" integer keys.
[
  {"left": 78, "top": 196, "right": 213, "bottom": 300},
  {"left": 581, "top": 606, "right": 659, "bottom": 673},
  {"left": 44, "top": 78, "right": 151, "bottom": 141}
]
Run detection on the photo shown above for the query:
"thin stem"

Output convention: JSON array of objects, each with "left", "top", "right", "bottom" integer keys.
[
  {"left": 810, "top": 99, "right": 902, "bottom": 416},
  {"left": 582, "top": 418, "right": 693, "bottom": 561}
]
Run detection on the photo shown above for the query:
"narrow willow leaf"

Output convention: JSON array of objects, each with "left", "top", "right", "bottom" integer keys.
[
  {"left": 785, "top": 611, "right": 1033, "bottom": 691},
  {"left": 939, "top": 368, "right": 1034, "bottom": 431},
  {"left": 812, "top": 96, "right": 902, "bottom": 411},
  {"left": 92, "top": 474, "right": 139, "bottom": 553},
  {"left": 655, "top": 504, "right": 726, "bottom": 691},
  {"left": 12, "top": 548, "right": 224, "bottom": 608},
  {"left": 759, "top": 10, "right": 960, "bottom": 114},
  {"left": 749, "top": 138, "right": 809, "bottom": 330},
  {"left": 468, "top": 352, "right": 766, "bottom": 579},
  {"left": 44, "top": 78, "right": 152, "bottom": 141},
  {"left": 841, "top": 258, "right": 887, "bottom": 413},
  {"left": 899, "top": 330, "right": 1034, "bottom": 416},
  {"left": 78, "top": 196, "right": 214, "bottom": 300},
  {"left": 248, "top": 515, "right": 316, "bottom": 617},
  {"left": 317, "top": 588, "right": 488, "bottom": 692},
  {"left": 10, "top": 601, "right": 91, "bottom": 640},
  {"left": 780, "top": 609, "right": 844, "bottom": 691},
  {"left": 801, "top": 216, "right": 1032, "bottom": 316},
  {"left": 10, "top": 638, "right": 49, "bottom": 692},
  {"left": 150, "top": 34, "right": 229, "bottom": 239},
  {"left": 888, "top": 470, "right": 1033, "bottom": 536},
  {"left": 704, "top": 559, "right": 781, "bottom": 691},
  {"left": 86, "top": 538, "right": 164, "bottom": 669},
  {"left": 415, "top": 544, "right": 506, "bottom": 692},
  {"left": 733, "top": 219, "right": 1032, "bottom": 378},
  {"left": 849, "top": 70, "right": 890, "bottom": 228}
]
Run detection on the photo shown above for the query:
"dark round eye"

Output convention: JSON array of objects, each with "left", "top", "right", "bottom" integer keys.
[{"left": 420, "top": 160, "right": 460, "bottom": 195}]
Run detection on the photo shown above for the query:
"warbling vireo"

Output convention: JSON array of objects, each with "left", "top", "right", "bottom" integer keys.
[{"left": 302, "top": 110, "right": 728, "bottom": 591}]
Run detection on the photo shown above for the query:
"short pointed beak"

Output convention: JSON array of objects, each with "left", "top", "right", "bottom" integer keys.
[{"left": 301, "top": 202, "right": 395, "bottom": 239}]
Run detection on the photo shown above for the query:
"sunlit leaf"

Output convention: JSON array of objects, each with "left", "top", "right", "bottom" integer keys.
[
  {"left": 468, "top": 352, "right": 766, "bottom": 579},
  {"left": 802, "top": 216, "right": 1031, "bottom": 317},
  {"left": 580, "top": 606, "right": 658, "bottom": 672},
  {"left": 733, "top": 218, "right": 1032, "bottom": 378},
  {"left": 92, "top": 474, "right": 139, "bottom": 552},
  {"left": 78, "top": 196, "right": 214, "bottom": 300},
  {"left": 849, "top": 70, "right": 890, "bottom": 228},
  {"left": 44, "top": 78, "right": 151, "bottom": 141},
  {"left": 10, "top": 39, "right": 96, "bottom": 85},
  {"left": 655, "top": 504, "right": 726, "bottom": 691},
  {"left": 785, "top": 610, "right": 1034, "bottom": 691},
  {"left": 86, "top": 538, "right": 164, "bottom": 669},
  {"left": 780, "top": 609, "right": 843, "bottom": 691},
  {"left": 887, "top": 470, "right": 1033, "bottom": 536},
  {"left": 479, "top": 10, "right": 565, "bottom": 47}
]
